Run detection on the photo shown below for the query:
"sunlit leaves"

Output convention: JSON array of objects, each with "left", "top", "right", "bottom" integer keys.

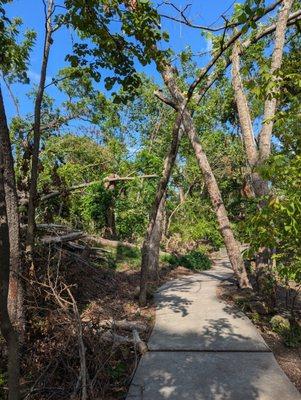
[{"left": 0, "top": 10, "right": 36, "bottom": 82}]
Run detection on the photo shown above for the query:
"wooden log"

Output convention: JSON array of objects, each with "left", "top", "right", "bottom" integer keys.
[
  {"left": 86, "top": 235, "right": 139, "bottom": 250},
  {"left": 37, "top": 223, "right": 71, "bottom": 230},
  {"left": 132, "top": 329, "right": 148, "bottom": 354},
  {"left": 101, "top": 331, "right": 131, "bottom": 344},
  {"left": 96, "top": 319, "right": 147, "bottom": 332},
  {"left": 40, "top": 231, "right": 83, "bottom": 244}
]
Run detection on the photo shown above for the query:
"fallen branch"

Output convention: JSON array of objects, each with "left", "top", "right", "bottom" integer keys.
[
  {"left": 41, "top": 231, "right": 83, "bottom": 244},
  {"left": 37, "top": 223, "right": 72, "bottom": 231},
  {"left": 132, "top": 329, "right": 148, "bottom": 355},
  {"left": 101, "top": 331, "right": 131, "bottom": 345},
  {"left": 94, "top": 319, "right": 147, "bottom": 332},
  {"left": 40, "top": 174, "right": 158, "bottom": 202},
  {"left": 66, "top": 241, "right": 112, "bottom": 254},
  {"left": 86, "top": 235, "right": 138, "bottom": 250},
  {"left": 101, "top": 330, "right": 148, "bottom": 354}
]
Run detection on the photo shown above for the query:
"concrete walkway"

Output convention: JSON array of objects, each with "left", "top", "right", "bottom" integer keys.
[{"left": 127, "top": 251, "right": 301, "bottom": 399}]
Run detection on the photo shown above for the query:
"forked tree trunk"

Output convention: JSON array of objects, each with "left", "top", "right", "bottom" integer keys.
[
  {"left": 259, "top": 0, "right": 294, "bottom": 163},
  {"left": 0, "top": 86, "right": 24, "bottom": 333},
  {"left": 231, "top": 0, "right": 293, "bottom": 284},
  {"left": 231, "top": 0, "right": 293, "bottom": 197},
  {"left": 139, "top": 115, "right": 184, "bottom": 305},
  {"left": 231, "top": 42, "right": 268, "bottom": 197},
  {"left": 26, "top": 0, "right": 54, "bottom": 263},
  {"left": 0, "top": 154, "right": 20, "bottom": 400}
]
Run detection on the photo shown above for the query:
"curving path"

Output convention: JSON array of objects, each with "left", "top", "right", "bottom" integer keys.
[{"left": 127, "top": 250, "right": 301, "bottom": 400}]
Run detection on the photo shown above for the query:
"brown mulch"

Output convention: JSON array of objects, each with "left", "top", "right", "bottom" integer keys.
[{"left": 218, "top": 282, "right": 301, "bottom": 392}]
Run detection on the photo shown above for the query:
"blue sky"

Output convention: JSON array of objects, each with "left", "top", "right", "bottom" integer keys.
[
  {"left": 2, "top": 0, "right": 279, "bottom": 128},
  {"left": 1, "top": 0, "right": 245, "bottom": 120}
]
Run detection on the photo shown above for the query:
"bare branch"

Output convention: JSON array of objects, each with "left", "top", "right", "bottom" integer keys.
[
  {"left": 154, "top": 90, "right": 178, "bottom": 109},
  {"left": 187, "top": 0, "right": 282, "bottom": 98}
]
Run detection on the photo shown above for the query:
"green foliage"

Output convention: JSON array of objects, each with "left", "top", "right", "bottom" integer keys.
[
  {"left": 243, "top": 155, "right": 301, "bottom": 284},
  {"left": 115, "top": 244, "right": 141, "bottom": 269},
  {"left": 164, "top": 250, "right": 211, "bottom": 272},
  {"left": 270, "top": 315, "right": 301, "bottom": 348},
  {"left": 0, "top": 7, "right": 36, "bottom": 82},
  {"left": 82, "top": 183, "right": 114, "bottom": 230},
  {"left": 64, "top": 0, "right": 170, "bottom": 101},
  {"left": 179, "top": 251, "right": 211, "bottom": 271},
  {"left": 108, "top": 361, "right": 126, "bottom": 380}
]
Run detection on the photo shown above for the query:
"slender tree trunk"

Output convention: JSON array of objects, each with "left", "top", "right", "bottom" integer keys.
[
  {"left": 259, "top": 0, "right": 294, "bottom": 163},
  {"left": 148, "top": 194, "right": 165, "bottom": 272},
  {"left": 139, "top": 114, "right": 184, "bottom": 305},
  {"left": 231, "top": 0, "right": 293, "bottom": 196},
  {"left": 0, "top": 85, "right": 24, "bottom": 333},
  {"left": 181, "top": 109, "right": 251, "bottom": 288},
  {"left": 231, "top": 42, "right": 258, "bottom": 168},
  {"left": 157, "top": 64, "right": 252, "bottom": 289},
  {"left": 231, "top": 42, "right": 268, "bottom": 197},
  {"left": 104, "top": 177, "right": 117, "bottom": 239},
  {"left": 0, "top": 153, "right": 20, "bottom": 400},
  {"left": 26, "top": 0, "right": 54, "bottom": 263}
]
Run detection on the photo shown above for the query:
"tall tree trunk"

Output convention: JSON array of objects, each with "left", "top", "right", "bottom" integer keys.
[
  {"left": 231, "top": 0, "right": 293, "bottom": 284},
  {"left": 0, "top": 153, "right": 20, "bottom": 400},
  {"left": 157, "top": 64, "right": 252, "bottom": 289},
  {"left": 231, "top": 42, "right": 268, "bottom": 197},
  {"left": 104, "top": 177, "right": 117, "bottom": 239},
  {"left": 26, "top": 0, "right": 54, "bottom": 263},
  {"left": 181, "top": 109, "right": 251, "bottom": 288},
  {"left": 139, "top": 114, "right": 184, "bottom": 306},
  {"left": 231, "top": 0, "right": 293, "bottom": 197},
  {"left": 259, "top": 0, "right": 294, "bottom": 163},
  {"left": 148, "top": 194, "right": 165, "bottom": 272},
  {"left": 0, "top": 85, "right": 24, "bottom": 333}
]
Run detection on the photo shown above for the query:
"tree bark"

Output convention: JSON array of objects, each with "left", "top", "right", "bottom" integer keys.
[
  {"left": 0, "top": 152, "right": 20, "bottom": 400},
  {"left": 26, "top": 0, "right": 54, "bottom": 262},
  {"left": 231, "top": 42, "right": 258, "bottom": 168},
  {"left": 182, "top": 109, "right": 251, "bottom": 288},
  {"left": 231, "top": 0, "right": 293, "bottom": 197},
  {"left": 139, "top": 114, "right": 184, "bottom": 305},
  {"left": 231, "top": 42, "right": 268, "bottom": 197},
  {"left": 157, "top": 63, "right": 252, "bottom": 289},
  {"left": 148, "top": 194, "right": 165, "bottom": 272},
  {"left": 259, "top": 0, "right": 294, "bottom": 163},
  {"left": 0, "top": 85, "right": 24, "bottom": 333}
]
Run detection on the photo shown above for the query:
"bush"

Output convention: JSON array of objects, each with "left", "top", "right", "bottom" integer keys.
[
  {"left": 179, "top": 251, "right": 211, "bottom": 271},
  {"left": 270, "top": 315, "right": 301, "bottom": 347},
  {"left": 163, "top": 251, "right": 211, "bottom": 271}
]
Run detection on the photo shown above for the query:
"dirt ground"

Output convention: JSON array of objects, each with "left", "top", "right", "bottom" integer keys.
[{"left": 0, "top": 247, "right": 192, "bottom": 400}]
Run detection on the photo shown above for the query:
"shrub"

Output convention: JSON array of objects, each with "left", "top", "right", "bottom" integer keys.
[
  {"left": 270, "top": 314, "right": 301, "bottom": 347},
  {"left": 179, "top": 251, "right": 211, "bottom": 271},
  {"left": 163, "top": 251, "right": 211, "bottom": 271}
]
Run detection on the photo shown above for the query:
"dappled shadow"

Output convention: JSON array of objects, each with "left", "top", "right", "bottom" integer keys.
[
  {"left": 127, "top": 312, "right": 299, "bottom": 399},
  {"left": 126, "top": 256, "right": 300, "bottom": 399},
  {"left": 127, "top": 317, "right": 298, "bottom": 399},
  {"left": 127, "top": 348, "right": 298, "bottom": 399},
  {"left": 148, "top": 265, "right": 268, "bottom": 352},
  {"left": 155, "top": 292, "right": 193, "bottom": 317}
]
